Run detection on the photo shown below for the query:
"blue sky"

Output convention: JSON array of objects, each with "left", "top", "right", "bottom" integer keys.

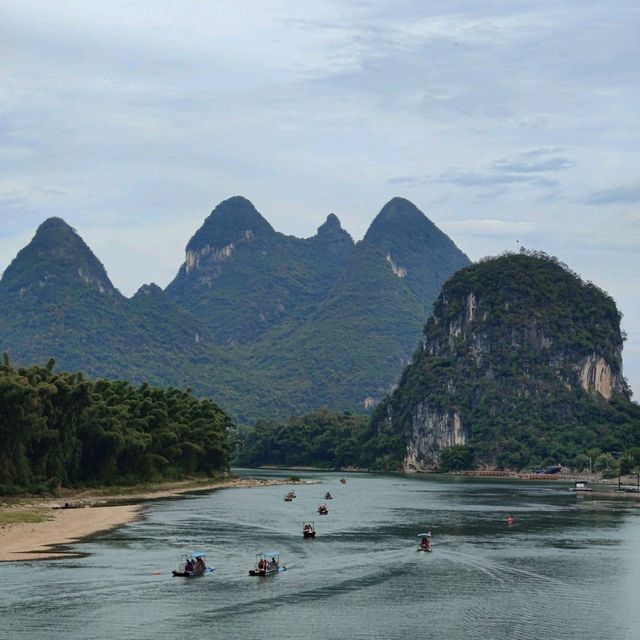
[{"left": 1, "top": 0, "right": 639, "bottom": 394}]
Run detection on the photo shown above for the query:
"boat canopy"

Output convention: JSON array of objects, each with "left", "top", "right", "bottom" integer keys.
[
  {"left": 263, "top": 550, "right": 279, "bottom": 556},
  {"left": 417, "top": 532, "right": 432, "bottom": 537},
  {"left": 192, "top": 551, "right": 206, "bottom": 558}
]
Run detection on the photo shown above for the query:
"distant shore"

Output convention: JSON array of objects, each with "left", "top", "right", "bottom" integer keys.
[{"left": 0, "top": 476, "right": 297, "bottom": 562}]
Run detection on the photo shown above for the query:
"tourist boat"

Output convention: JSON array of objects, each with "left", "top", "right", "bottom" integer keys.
[
  {"left": 249, "top": 551, "right": 286, "bottom": 576},
  {"left": 172, "top": 552, "right": 215, "bottom": 577},
  {"left": 303, "top": 521, "right": 316, "bottom": 538},
  {"left": 417, "top": 532, "right": 432, "bottom": 552},
  {"left": 317, "top": 503, "right": 328, "bottom": 515},
  {"left": 324, "top": 492, "right": 333, "bottom": 500},
  {"left": 340, "top": 478, "right": 347, "bottom": 484},
  {"left": 570, "top": 481, "right": 593, "bottom": 492},
  {"left": 284, "top": 490, "right": 296, "bottom": 501}
]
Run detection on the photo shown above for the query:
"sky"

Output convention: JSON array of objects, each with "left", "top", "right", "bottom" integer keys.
[{"left": 1, "top": 0, "right": 639, "bottom": 394}]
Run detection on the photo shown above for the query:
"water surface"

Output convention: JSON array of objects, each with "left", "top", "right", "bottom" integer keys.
[{"left": 1, "top": 470, "right": 639, "bottom": 639}]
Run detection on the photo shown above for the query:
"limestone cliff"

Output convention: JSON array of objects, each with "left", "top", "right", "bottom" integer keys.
[{"left": 369, "top": 250, "right": 634, "bottom": 472}]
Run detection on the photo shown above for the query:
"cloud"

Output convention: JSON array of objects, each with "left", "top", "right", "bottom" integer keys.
[
  {"left": 444, "top": 218, "right": 539, "bottom": 237},
  {"left": 427, "top": 148, "right": 572, "bottom": 192},
  {"left": 433, "top": 169, "right": 557, "bottom": 189},
  {"left": 586, "top": 183, "right": 640, "bottom": 205},
  {"left": 492, "top": 156, "right": 574, "bottom": 173},
  {"left": 387, "top": 176, "right": 425, "bottom": 186}
]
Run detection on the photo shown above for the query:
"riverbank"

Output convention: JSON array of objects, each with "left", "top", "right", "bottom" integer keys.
[{"left": 0, "top": 476, "right": 297, "bottom": 562}]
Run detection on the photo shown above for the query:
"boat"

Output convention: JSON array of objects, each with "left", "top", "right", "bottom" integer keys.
[
  {"left": 570, "top": 481, "right": 593, "bottom": 492},
  {"left": 303, "top": 521, "right": 316, "bottom": 538},
  {"left": 284, "top": 490, "right": 296, "bottom": 501},
  {"left": 340, "top": 478, "right": 347, "bottom": 484},
  {"left": 249, "top": 551, "right": 286, "bottom": 577},
  {"left": 317, "top": 503, "right": 328, "bottom": 515},
  {"left": 417, "top": 532, "right": 432, "bottom": 552},
  {"left": 324, "top": 492, "right": 333, "bottom": 500},
  {"left": 172, "top": 552, "right": 215, "bottom": 577}
]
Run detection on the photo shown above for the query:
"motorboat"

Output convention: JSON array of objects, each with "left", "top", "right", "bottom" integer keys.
[
  {"left": 324, "top": 492, "right": 333, "bottom": 500},
  {"left": 317, "top": 504, "right": 328, "bottom": 515},
  {"left": 249, "top": 551, "right": 286, "bottom": 577},
  {"left": 172, "top": 552, "right": 215, "bottom": 577},
  {"left": 303, "top": 521, "right": 316, "bottom": 538}
]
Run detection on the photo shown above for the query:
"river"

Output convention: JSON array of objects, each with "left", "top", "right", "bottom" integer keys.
[{"left": 1, "top": 470, "right": 639, "bottom": 639}]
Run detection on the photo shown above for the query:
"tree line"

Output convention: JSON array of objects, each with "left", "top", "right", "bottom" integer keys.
[
  {"left": 234, "top": 408, "right": 403, "bottom": 471},
  {"left": 0, "top": 356, "right": 232, "bottom": 494}
]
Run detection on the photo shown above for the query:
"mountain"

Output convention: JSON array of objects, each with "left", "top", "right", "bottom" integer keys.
[
  {"left": 368, "top": 251, "right": 640, "bottom": 471},
  {"left": 0, "top": 197, "right": 470, "bottom": 422},
  {"left": 0, "top": 217, "right": 129, "bottom": 371},
  {"left": 1, "top": 217, "right": 116, "bottom": 297},
  {"left": 0, "top": 218, "right": 268, "bottom": 419},
  {"left": 166, "top": 196, "right": 355, "bottom": 345},
  {"left": 363, "top": 197, "right": 469, "bottom": 305},
  {"left": 258, "top": 197, "right": 470, "bottom": 410}
]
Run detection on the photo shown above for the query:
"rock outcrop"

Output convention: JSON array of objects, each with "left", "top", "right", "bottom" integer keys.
[{"left": 370, "top": 251, "right": 631, "bottom": 471}]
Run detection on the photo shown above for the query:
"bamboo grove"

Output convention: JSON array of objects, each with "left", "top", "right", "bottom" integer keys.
[{"left": 0, "top": 355, "right": 232, "bottom": 493}]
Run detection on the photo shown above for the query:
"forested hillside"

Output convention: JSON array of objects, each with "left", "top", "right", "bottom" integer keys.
[
  {"left": 0, "top": 197, "right": 469, "bottom": 421},
  {"left": 368, "top": 251, "right": 640, "bottom": 472},
  {"left": 0, "top": 357, "right": 232, "bottom": 493}
]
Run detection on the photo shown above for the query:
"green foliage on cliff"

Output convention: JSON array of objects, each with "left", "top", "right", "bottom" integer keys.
[
  {"left": 372, "top": 251, "right": 640, "bottom": 471},
  {"left": 0, "top": 357, "right": 232, "bottom": 493}
]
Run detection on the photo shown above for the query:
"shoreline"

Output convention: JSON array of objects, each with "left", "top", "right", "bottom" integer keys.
[{"left": 0, "top": 476, "right": 297, "bottom": 562}]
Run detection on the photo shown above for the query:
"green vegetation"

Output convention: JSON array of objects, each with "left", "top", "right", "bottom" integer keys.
[
  {"left": 0, "top": 510, "right": 53, "bottom": 526},
  {"left": 0, "top": 357, "right": 232, "bottom": 494},
  {"left": 166, "top": 196, "right": 355, "bottom": 347},
  {"left": 372, "top": 251, "right": 640, "bottom": 471},
  {"left": 0, "top": 197, "right": 469, "bottom": 423},
  {"left": 236, "top": 409, "right": 400, "bottom": 469},
  {"left": 438, "top": 445, "right": 474, "bottom": 471}
]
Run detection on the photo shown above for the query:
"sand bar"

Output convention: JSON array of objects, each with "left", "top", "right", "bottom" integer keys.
[{"left": 0, "top": 476, "right": 299, "bottom": 562}]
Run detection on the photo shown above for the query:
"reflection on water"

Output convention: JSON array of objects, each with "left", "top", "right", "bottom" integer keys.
[{"left": 1, "top": 470, "right": 640, "bottom": 639}]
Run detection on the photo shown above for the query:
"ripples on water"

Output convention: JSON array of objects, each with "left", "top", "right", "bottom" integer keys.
[{"left": 1, "top": 471, "right": 640, "bottom": 640}]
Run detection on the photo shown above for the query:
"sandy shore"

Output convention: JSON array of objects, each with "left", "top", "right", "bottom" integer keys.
[{"left": 0, "top": 477, "right": 296, "bottom": 562}]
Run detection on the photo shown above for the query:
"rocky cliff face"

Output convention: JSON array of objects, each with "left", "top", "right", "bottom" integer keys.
[
  {"left": 370, "top": 251, "right": 631, "bottom": 472},
  {"left": 403, "top": 403, "right": 466, "bottom": 471}
]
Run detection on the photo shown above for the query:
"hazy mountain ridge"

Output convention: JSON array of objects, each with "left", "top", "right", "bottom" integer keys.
[{"left": 0, "top": 197, "right": 470, "bottom": 422}]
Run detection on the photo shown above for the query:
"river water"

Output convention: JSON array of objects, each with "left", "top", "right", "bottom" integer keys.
[{"left": 1, "top": 470, "right": 640, "bottom": 640}]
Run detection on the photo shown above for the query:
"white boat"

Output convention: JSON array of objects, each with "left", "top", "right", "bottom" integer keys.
[{"left": 570, "top": 481, "right": 592, "bottom": 492}]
